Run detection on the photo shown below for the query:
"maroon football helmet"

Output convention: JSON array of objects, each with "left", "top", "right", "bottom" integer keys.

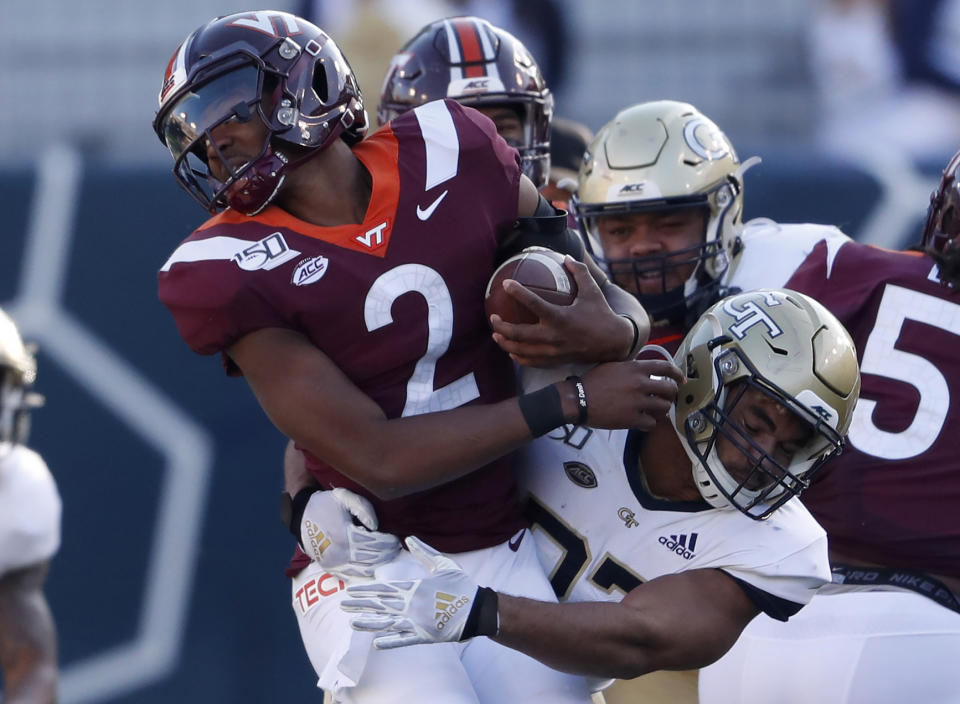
[
  {"left": 153, "top": 11, "right": 367, "bottom": 215},
  {"left": 922, "top": 148, "right": 960, "bottom": 288},
  {"left": 378, "top": 16, "right": 553, "bottom": 188}
]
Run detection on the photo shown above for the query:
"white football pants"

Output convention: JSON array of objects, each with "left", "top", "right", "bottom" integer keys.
[
  {"left": 291, "top": 528, "right": 592, "bottom": 704},
  {"left": 699, "top": 590, "right": 960, "bottom": 704}
]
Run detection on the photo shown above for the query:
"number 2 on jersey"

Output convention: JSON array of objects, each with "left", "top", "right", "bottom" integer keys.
[{"left": 364, "top": 264, "right": 480, "bottom": 416}]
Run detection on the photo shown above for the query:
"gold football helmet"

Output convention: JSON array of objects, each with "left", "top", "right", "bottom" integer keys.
[
  {"left": 671, "top": 289, "right": 861, "bottom": 519},
  {"left": 0, "top": 308, "right": 43, "bottom": 445},
  {"left": 573, "top": 101, "right": 758, "bottom": 325}
]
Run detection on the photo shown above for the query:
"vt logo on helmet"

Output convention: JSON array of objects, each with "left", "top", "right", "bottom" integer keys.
[
  {"left": 670, "top": 289, "right": 861, "bottom": 520},
  {"left": 153, "top": 11, "right": 367, "bottom": 215}
]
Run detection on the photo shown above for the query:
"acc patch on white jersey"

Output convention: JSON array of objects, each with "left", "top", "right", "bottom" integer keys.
[
  {"left": 517, "top": 427, "right": 830, "bottom": 611},
  {"left": 0, "top": 443, "right": 61, "bottom": 576}
]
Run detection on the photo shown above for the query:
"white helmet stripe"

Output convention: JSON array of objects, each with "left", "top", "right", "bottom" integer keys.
[
  {"left": 442, "top": 20, "right": 463, "bottom": 82},
  {"left": 473, "top": 19, "right": 501, "bottom": 82},
  {"left": 159, "top": 40, "right": 190, "bottom": 107}
]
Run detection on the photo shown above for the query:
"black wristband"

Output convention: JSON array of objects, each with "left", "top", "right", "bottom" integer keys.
[
  {"left": 566, "top": 376, "right": 588, "bottom": 426},
  {"left": 620, "top": 314, "right": 642, "bottom": 359},
  {"left": 282, "top": 486, "right": 321, "bottom": 546},
  {"left": 518, "top": 384, "right": 566, "bottom": 437},
  {"left": 461, "top": 586, "right": 500, "bottom": 640}
]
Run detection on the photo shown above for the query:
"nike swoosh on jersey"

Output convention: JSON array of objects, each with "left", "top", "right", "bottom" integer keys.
[
  {"left": 416, "top": 190, "right": 449, "bottom": 221},
  {"left": 508, "top": 529, "right": 525, "bottom": 552}
]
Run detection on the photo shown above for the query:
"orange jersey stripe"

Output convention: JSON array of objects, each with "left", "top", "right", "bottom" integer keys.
[{"left": 196, "top": 126, "right": 402, "bottom": 257}]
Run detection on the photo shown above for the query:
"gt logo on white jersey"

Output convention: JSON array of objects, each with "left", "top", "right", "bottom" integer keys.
[
  {"left": 233, "top": 232, "right": 300, "bottom": 271},
  {"left": 722, "top": 292, "right": 783, "bottom": 339},
  {"left": 618, "top": 507, "right": 639, "bottom": 528}
]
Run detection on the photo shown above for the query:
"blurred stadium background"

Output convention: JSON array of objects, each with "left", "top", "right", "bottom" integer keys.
[{"left": 0, "top": 0, "right": 951, "bottom": 701}]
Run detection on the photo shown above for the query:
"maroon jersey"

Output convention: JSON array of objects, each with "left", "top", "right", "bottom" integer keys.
[
  {"left": 159, "top": 100, "right": 526, "bottom": 559},
  {"left": 786, "top": 240, "right": 960, "bottom": 577}
]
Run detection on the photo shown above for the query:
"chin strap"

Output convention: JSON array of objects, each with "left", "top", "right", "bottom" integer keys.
[{"left": 223, "top": 112, "right": 362, "bottom": 215}]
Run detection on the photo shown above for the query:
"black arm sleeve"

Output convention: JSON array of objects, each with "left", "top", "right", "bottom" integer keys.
[{"left": 496, "top": 195, "right": 586, "bottom": 265}]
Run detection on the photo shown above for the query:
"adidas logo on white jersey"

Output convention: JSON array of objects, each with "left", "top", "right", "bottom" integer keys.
[{"left": 659, "top": 533, "right": 699, "bottom": 560}]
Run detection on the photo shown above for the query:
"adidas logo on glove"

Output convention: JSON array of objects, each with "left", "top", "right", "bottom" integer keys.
[{"left": 434, "top": 591, "right": 471, "bottom": 631}]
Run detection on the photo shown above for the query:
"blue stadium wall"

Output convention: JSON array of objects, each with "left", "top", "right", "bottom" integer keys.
[{"left": 0, "top": 155, "right": 927, "bottom": 703}]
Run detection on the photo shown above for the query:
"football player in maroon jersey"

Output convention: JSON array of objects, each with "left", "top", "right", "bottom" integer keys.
[
  {"left": 699, "top": 148, "right": 960, "bottom": 704},
  {"left": 378, "top": 16, "right": 588, "bottom": 218},
  {"left": 153, "top": 11, "right": 676, "bottom": 704},
  {"left": 562, "top": 99, "right": 960, "bottom": 704},
  {"left": 378, "top": 16, "right": 553, "bottom": 191}
]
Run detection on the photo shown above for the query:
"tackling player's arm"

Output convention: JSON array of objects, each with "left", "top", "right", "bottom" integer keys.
[
  {"left": 229, "top": 330, "right": 682, "bottom": 500},
  {"left": 0, "top": 562, "right": 57, "bottom": 704},
  {"left": 499, "top": 176, "right": 649, "bottom": 366},
  {"left": 496, "top": 568, "right": 758, "bottom": 679}
]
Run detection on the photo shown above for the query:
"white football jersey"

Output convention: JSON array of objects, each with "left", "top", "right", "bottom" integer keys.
[
  {"left": 516, "top": 426, "right": 831, "bottom": 618},
  {"left": 726, "top": 218, "right": 851, "bottom": 292},
  {"left": 0, "top": 443, "right": 61, "bottom": 576}
]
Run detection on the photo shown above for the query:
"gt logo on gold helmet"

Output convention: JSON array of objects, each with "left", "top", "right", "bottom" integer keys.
[{"left": 670, "top": 289, "right": 861, "bottom": 519}]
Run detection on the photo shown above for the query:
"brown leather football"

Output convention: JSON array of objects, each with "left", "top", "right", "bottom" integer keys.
[{"left": 484, "top": 247, "right": 577, "bottom": 325}]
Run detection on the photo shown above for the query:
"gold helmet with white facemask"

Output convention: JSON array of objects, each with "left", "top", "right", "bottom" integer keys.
[
  {"left": 671, "top": 289, "right": 860, "bottom": 519},
  {"left": 573, "top": 101, "right": 758, "bottom": 326}
]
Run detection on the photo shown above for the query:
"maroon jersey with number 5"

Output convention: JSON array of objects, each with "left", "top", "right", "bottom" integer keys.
[
  {"left": 158, "top": 99, "right": 527, "bottom": 558},
  {"left": 785, "top": 240, "right": 960, "bottom": 577}
]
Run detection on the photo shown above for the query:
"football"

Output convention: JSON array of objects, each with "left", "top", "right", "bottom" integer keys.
[{"left": 484, "top": 247, "right": 578, "bottom": 325}]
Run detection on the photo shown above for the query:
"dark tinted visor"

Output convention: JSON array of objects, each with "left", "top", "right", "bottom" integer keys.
[{"left": 161, "top": 65, "right": 261, "bottom": 161}]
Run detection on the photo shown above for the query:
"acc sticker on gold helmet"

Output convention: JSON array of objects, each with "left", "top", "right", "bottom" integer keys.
[{"left": 605, "top": 181, "right": 663, "bottom": 201}]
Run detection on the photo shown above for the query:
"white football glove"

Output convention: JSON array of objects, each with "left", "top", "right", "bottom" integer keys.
[
  {"left": 340, "top": 536, "right": 500, "bottom": 649},
  {"left": 300, "top": 488, "right": 401, "bottom": 578}
]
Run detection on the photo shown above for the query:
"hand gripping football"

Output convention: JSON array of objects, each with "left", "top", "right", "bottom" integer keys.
[{"left": 484, "top": 247, "right": 578, "bottom": 324}]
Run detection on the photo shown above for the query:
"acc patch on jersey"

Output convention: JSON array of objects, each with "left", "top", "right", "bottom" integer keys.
[
  {"left": 292, "top": 256, "right": 329, "bottom": 286},
  {"left": 564, "top": 461, "right": 597, "bottom": 488}
]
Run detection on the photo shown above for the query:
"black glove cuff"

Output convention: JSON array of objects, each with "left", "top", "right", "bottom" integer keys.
[
  {"left": 461, "top": 586, "right": 500, "bottom": 640},
  {"left": 281, "top": 487, "right": 322, "bottom": 547}
]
